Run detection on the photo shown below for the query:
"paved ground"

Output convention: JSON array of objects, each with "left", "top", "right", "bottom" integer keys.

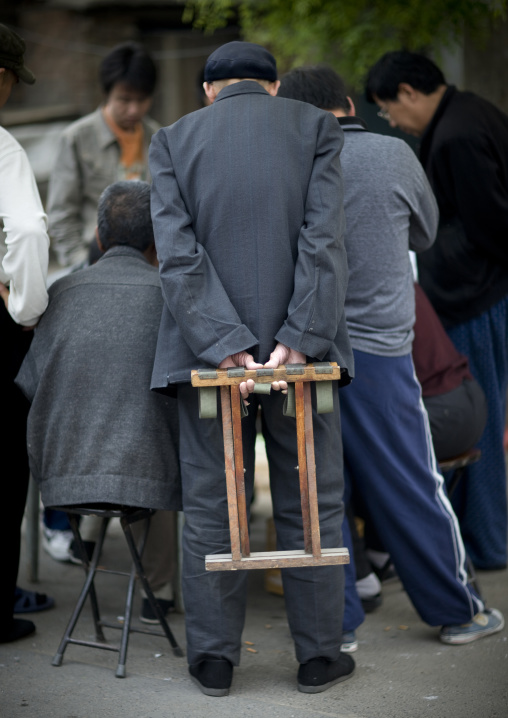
[{"left": 2, "top": 447, "right": 507, "bottom": 718}]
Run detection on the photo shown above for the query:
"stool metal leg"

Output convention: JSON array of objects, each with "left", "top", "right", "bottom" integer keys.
[
  {"left": 70, "top": 513, "right": 107, "bottom": 641},
  {"left": 115, "top": 514, "right": 151, "bottom": 678},
  {"left": 52, "top": 517, "right": 109, "bottom": 667},
  {"left": 121, "top": 515, "right": 183, "bottom": 658},
  {"left": 115, "top": 549, "right": 139, "bottom": 678},
  {"left": 51, "top": 507, "right": 183, "bottom": 676}
]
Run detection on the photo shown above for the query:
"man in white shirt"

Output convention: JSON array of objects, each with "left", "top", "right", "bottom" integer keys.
[{"left": 0, "top": 23, "right": 52, "bottom": 644}]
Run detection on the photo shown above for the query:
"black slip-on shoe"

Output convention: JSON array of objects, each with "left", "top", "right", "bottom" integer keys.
[
  {"left": 0, "top": 618, "right": 36, "bottom": 644},
  {"left": 69, "top": 539, "right": 96, "bottom": 565},
  {"left": 139, "top": 598, "right": 175, "bottom": 625},
  {"left": 189, "top": 658, "right": 233, "bottom": 697},
  {"left": 361, "top": 593, "right": 383, "bottom": 613},
  {"left": 297, "top": 653, "right": 355, "bottom": 694}
]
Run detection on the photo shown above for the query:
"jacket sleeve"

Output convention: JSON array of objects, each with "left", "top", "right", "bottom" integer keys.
[
  {"left": 404, "top": 144, "right": 439, "bottom": 254},
  {"left": 149, "top": 129, "right": 258, "bottom": 366},
  {"left": 275, "top": 112, "right": 348, "bottom": 359},
  {"left": 0, "top": 136, "right": 49, "bottom": 326},
  {"left": 46, "top": 130, "right": 88, "bottom": 268},
  {"left": 434, "top": 131, "right": 508, "bottom": 264}
]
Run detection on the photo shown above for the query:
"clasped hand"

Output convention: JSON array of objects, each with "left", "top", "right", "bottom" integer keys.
[{"left": 218, "top": 343, "right": 305, "bottom": 402}]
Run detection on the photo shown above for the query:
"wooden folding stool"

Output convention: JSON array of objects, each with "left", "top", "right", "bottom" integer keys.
[{"left": 191, "top": 362, "right": 350, "bottom": 572}]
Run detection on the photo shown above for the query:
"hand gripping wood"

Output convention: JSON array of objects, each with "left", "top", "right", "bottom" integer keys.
[{"left": 191, "top": 363, "right": 350, "bottom": 571}]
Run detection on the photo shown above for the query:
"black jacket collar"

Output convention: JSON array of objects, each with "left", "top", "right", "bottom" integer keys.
[
  {"left": 337, "top": 115, "right": 368, "bottom": 132},
  {"left": 420, "top": 85, "right": 456, "bottom": 163}
]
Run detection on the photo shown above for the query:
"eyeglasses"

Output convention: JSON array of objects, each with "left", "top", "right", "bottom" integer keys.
[{"left": 377, "top": 108, "right": 391, "bottom": 121}]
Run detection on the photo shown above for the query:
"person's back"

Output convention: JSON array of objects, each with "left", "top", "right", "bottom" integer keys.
[
  {"left": 151, "top": 78, "right": 352, "bottom": 386},
  {"left": 16, "top": 182, "right": 180, "bottom": 511},
  {"left": 339, "top": 130, "right": 435, "bottom": 355},
  {"left": 150, "top": 42, "right": 355, "bottom": 696},
  {"left": 277, "top": 63, "right": 504, "bottom": 652}
]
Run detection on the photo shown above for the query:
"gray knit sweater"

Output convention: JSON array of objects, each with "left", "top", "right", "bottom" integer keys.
[
  {"left": 339, "top": 118, "right": 438, "bottom": 356},
  {"left": 15, "top": 246, "right": 181, "bottom": 511}
]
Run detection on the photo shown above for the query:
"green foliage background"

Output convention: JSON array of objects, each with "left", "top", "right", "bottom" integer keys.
[{"left": 183, "top": 0, "right": 507, "bottom": 88}]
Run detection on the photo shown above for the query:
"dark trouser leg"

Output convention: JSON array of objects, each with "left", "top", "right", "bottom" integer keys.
[
  {"left": 177, "top": 381, "right": 346, "bottom": 666},
  {"left": 177, "top": 383, "right": 253, "bottom": 666},
  {"left": 0, "top": 304, "right": 32, "bottom": 632},
  {"left": 446, "top": 299, "right": 508, "bottom": 569},
  {"left": 260, "top": 386, "right": 345, "bottom": 664},
  {"left": 340, "top": 350, "right": 483, "bottom": 627}
]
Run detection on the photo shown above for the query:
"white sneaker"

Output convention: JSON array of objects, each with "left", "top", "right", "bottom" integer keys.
[
  {"left": 340, "top": 631, "right": 359, "bottom": 653},
  {"left": 42, "top": 528, "right": 73, "bottom": 562},
  {"left": 440, "top": 608, "right": 504, "bottom": 645}
]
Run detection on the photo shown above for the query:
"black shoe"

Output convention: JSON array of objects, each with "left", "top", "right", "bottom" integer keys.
[
  {"left": 189, "top": 658, "right": 233, "bottom": 697},
  {"left": 139, "top": 597, "right": 175, "bottom": 625},
  {"left": 297, "top": 654, "right": 355, "bottom": 694},
  {"left": 69, "top": 539, "right": 96, "bottom": 565},
  {"left": 0, "top": 618, "right": 36, "bottom": 644},
  {"left": 361, "top": 593, "right": 383, "bottom": 613}
]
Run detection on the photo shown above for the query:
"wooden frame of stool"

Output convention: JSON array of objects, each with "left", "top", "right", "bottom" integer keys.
[{"left": 191, "top": 362, "right": 350, "bottom": 572}]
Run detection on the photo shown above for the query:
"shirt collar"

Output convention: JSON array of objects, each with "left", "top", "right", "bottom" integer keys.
[
  {"left": 337, "top": 115, "right": 369, "bottom": 132},
  {"left": 214, "top": 80, "right": 270, "bottom": 103},
  {"left": 92, "top": 107, "right": 118, "bottom": 150},
  {"left": 99, "top": 245, "right": 149, "bottom": 262}
]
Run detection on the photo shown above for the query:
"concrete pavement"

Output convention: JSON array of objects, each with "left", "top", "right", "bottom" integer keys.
[{"left": 1, "top": 454, "right": 507, "bottom": 718}]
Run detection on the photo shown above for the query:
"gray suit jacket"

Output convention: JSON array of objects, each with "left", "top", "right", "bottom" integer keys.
[{"left": 149, "top": 81, "right": 353, "bottom": 388}]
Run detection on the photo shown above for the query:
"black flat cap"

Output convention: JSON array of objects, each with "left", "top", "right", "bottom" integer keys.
[
  {"left": 204, "top": 41, "right": 277, "bottom": 83},
  {"left": 0, "top": 24, "right": 35, "bottom": 84}
]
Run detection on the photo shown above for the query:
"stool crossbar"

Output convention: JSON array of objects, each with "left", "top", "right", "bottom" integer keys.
[
  {"left": 191, "top": 362, "right": 350, "bottom": 572},
  {"left": 50, "top": 504, "right": 183, "bottom": 678}
]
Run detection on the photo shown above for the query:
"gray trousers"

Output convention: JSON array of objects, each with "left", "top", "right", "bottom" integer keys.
[{"left": 177, "top": 381, "right": 345, "bottom": 667}]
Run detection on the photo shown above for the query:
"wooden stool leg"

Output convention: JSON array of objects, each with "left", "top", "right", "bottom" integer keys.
[
  {"left": 295, "top": 381, "right": 312, "bottom": 554},
  {"left": 230, "top": 385, "right": 250, "bottom": 557},
  {"left": 295, "top": 382, "right": 322, "bottom": 559},
  {"left": 303, "top": 382, "right": 322, "bottom": 558},
  {"left": 220, "top": 386, "right": 242, "bottom": 561}
]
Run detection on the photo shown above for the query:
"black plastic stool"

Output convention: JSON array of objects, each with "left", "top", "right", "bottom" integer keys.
[
  {"left": 50, "top": 503, "right": 183, "bottom": 678},
  {"left": 439, "top": 449, "right": 483, "bottom": 599}
]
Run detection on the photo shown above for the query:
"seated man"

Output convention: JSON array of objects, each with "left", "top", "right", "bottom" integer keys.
[
  {"left": 278, "top": 64, "right": 503, "bottom": 652},
  {"left": 413, "top": 281, "right": 487, "bottom": 462},
  {"left": 15, "top": 181, "right": 180, "bottom": 616}
]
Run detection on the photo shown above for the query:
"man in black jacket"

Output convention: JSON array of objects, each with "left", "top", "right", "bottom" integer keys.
[{"left": 366, "top": 50, "right": 508, "bottom": 571}]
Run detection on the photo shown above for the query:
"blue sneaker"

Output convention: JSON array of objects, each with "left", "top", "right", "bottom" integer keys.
[
  {"left": 340, "top": 630, "right": 358, "bottom": 653},
  {"left": 440, "top": 608, "right": 504, "bottom": 645}
]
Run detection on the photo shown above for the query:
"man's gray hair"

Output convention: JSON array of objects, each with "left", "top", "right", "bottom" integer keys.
[{"left": 97, "top": 180, "right": 154, "bottom": 252}]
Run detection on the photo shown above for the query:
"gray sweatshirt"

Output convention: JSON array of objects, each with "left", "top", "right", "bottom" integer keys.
[{"left": 339, "top": 118, "right": 438, "bottom": 356}]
